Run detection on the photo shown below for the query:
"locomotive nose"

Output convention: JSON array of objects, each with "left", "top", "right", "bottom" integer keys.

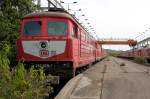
[{"left": 22, "top": 40, "right": 66, "bottom": 59}]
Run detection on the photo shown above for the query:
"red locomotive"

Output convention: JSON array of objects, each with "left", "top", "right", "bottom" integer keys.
[{"left": 16, "top": 9, "right": 106, "bottom": 79}]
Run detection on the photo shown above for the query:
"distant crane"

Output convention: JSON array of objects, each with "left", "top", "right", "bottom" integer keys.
[{"left": 96, "top": 39, "right": 137, "bottom": 46}]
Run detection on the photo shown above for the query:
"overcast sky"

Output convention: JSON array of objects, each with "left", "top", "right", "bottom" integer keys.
[{"left": 42, "top": 0, "right": 150, "bottom": 50}]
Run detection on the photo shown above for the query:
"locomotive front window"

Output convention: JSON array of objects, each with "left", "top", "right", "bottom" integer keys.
[
  {"left": 23, "top": 21, "right": 41, "bottom": 35},
  {"left": 48, "top": 21, "right": 67, "bottom": 36}
]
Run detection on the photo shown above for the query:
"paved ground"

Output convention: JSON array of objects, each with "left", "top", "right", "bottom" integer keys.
[{"left": 69, "top": 57, "right": 150, "bottom": 99}]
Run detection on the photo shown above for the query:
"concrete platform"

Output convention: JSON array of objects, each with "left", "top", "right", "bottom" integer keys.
[{"left": 56, "top": 57, "right": 150, "bottom": 99}]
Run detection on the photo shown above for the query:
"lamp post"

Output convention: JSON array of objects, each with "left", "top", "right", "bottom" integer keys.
[
  {"left": 77, "top": 14, "right": 85, "bottom": 23},
  {"left": 85, "top": 19, "right": 88, "bottom": 21},
  {"left": 60, "top": 1, "right": 77, "bottom": 11},
  {"left": 68, "top": 9, "right": 82, "bottom": 17},
  {"left": 81, "top": 14, "right": 85, "bottom": 16}
]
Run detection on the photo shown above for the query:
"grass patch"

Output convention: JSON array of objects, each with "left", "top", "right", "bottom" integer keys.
[{"left": 134, "top": 57, "right": 148, "bottom": 64}]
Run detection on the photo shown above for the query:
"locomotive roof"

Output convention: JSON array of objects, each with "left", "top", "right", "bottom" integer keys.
[
  {"left": 24, "top": 11, "right": 95, "bottom": 39},
  {"left": 24, "top": 11, "right": 74, "bottom": 20}
]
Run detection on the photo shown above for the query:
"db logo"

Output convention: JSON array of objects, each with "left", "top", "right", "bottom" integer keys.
[{"left": 39, "top": 50, "right": 49, "bottom": 57}]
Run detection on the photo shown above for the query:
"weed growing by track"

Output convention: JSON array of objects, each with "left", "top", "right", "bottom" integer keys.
[
  {"left": 0, "top": 43, "right": 53, "bottom": 99},
  {"left": 134, "top": 57, "right": 148, "bottom": 65}
]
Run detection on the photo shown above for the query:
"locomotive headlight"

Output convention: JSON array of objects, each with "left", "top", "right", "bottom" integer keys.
[
  {"left": 41, "top": 42, "right": 47, "bottom": 48},
  {"left": 39, "top": 41, "right": 48, "bottom": 49}
]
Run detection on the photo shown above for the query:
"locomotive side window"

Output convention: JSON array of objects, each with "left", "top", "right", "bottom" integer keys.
[
  {"left": 72, "top": 26, "right": 77, "bottom": 38},
  {"left": 81, "top": 31, "right": 86, "bottom": 41},
  {"left": 48, "top": 21, "right": 67, "bottom": 36},
  {"left": 24, "top": 21, "right": 41, "bottom": 35}
]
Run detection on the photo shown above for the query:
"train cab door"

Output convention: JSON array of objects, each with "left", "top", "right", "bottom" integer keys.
[
  {"left": 71, "top": 24, "right": 79, "bottom": 60},
  {"left": 78, "top": 29, "right": 81, "bottom": 58}
]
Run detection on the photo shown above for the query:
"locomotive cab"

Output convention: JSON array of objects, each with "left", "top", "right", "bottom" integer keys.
[{"left": 17, "top": 12, "right": 71, "bottom": 61}]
